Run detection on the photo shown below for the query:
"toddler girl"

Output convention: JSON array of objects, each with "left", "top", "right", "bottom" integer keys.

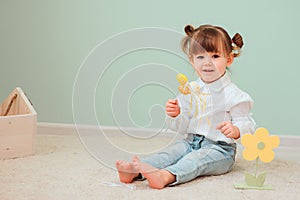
[{"left": 116, "top": 24, "right": 255, "bottom": 189}]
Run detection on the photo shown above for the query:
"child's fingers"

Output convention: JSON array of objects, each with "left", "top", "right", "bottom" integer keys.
[
  {"left": 166, "top": 99, "right": 180, "bottom": 117},
  {"left": 166, "top": 99, "right": 179, "bottom": 108},
  {"left": 166, "top": 107, "right": 176, "bottom": 113},
  {"left": 166, "top": 105, "right": 180, "bottom": 112},
  {"left": 216, "top": 121, "right": 240, "bottom": 139},
  {"left": 166, "top": 110, "right": 179, "bottom": 117},
  {"left": 223, "top": 127, "right": 232, "bottom": 136},
  {"left": 167, "top": 102, "right": 177, "bottom": 108},
  {"left": 168, "top": 99, "right": 178, "bottom": 105},
  {"left": 216, "top": 122, "right": 231, "bottom": 133},
  {"left": 216, "top": 122, "right": 225, "bottom": 130}
]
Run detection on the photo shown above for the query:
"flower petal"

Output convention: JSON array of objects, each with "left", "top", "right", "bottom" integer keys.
[
  {"left": 268, "top": 135, "right": 280, "bottom": 149},
  {"left": 255, "top": 127, "right": 269, "bottom": 141},
  {"left": 241, "top": 133, "right": 256, "bottom": 147},
  {"left": 242, "top": 147, "right": 259, "bottom": 161},
  {"left": 259, "top": 149, "right": 275, "bottom": 163}
]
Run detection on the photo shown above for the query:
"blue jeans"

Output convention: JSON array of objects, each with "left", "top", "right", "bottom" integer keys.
[{"left": 141, "top": 134, "right": 236, "bottom": 185}]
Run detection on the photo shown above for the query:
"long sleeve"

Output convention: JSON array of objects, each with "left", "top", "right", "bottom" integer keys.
[
  {"left": 166, "top": 113, "right": 190, "bottom": 134},
  {"left": 166, "top": 94, "right": 191, "bottom": 134},
  {"left": 230, "top": 101, "right": 256, "bottom": 137}
]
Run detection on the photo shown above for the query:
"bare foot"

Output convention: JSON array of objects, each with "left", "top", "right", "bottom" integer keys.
[
  {"left": 115, "top": 160, "right": 139, "bottom": 183},
  {"left": 132, "top": 156, "right": 175, "bottom": 189}
]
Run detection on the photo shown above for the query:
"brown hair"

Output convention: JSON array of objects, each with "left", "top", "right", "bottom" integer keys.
[{"left": 181, "top": 24, "right": 244, "bottom": 58}]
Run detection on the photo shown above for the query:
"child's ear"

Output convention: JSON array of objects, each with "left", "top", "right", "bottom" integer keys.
[{"left": 227, "top": 54, "right": 234, "bottom": 66}]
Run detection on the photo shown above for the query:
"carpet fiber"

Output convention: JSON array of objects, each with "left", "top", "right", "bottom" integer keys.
[{"left": 1, "top": 130, "right": 299, "bottom": 200}]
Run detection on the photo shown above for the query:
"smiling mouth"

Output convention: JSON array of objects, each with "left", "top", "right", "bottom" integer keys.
[{"left": 203, "top": 69, "right": 214, "bottom": 72}]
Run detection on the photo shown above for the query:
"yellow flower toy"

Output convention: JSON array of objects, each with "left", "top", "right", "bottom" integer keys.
[
  {"left": 176, "top": 73, "right": 210, "bottom": 123},
  {"left": 235, "top": 127, "right": 280, "bottom": 190},
  {"left": 176, "top": 73, "right": 191, "bottom": 95},
  {"left": 242, "top": 128, "right": 280, "bottom": 163}
]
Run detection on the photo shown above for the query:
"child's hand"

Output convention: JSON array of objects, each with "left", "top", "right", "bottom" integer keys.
[
  {"left": 165, "top": 99, "right": 180, "bottom": 117},
  {"left": 216, "top": 122, "right": 240, "bottom": 139}
]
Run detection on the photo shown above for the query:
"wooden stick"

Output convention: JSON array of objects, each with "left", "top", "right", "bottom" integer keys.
[{"left": 3, "top": 94, "right": 18, "bottom": 116}]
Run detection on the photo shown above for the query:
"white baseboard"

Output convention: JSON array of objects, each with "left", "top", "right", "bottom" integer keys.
[{"left": 37, "top": 122, "right": 299, "bottom": 148}]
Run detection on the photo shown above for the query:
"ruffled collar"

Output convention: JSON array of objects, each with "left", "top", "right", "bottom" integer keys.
[{"left": 196, "top": 72, "right": 232, "bottom": 93}]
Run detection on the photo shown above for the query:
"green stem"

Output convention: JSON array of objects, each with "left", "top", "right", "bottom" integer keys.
[{"left": 255, "top": 157, "right": 259, "bottom": 177}]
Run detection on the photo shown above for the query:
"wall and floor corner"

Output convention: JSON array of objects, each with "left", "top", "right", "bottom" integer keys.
[{"left": 1, "top": 0, "right": 300, "bottom": 136}]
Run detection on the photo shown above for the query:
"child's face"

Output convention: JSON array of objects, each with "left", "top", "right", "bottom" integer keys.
[{"left": 190, "top": 51, "right": 233, "bottom": 83}]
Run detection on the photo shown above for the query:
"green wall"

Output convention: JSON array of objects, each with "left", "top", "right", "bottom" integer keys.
[{"left": 1, "top": 0, "right": 299, "bottom": 135}]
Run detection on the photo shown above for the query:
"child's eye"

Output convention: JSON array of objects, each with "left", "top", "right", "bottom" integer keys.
[
  {"left": 212, "top": 54, "right": 220, "bottom": 58},
  {"left": 196, "top": 55, "right": 204, "bottom": 59}
]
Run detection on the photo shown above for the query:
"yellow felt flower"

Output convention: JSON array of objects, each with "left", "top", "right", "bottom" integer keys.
[
  {"left": 241, "top": 128, "right": 280, "bottom": 163},
  {"left": 176, "top": 73, "right": 191, "bottom": 95},
  {"left": 176, "top": 73, "right": 188, "bottom": 85}
]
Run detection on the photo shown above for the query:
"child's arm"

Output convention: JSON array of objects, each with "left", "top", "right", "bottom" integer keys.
[
  {"left": 165, "top": 97, "right": 190, "bottom": 134},
  {"left": 218, "top": 101, "right": 256, "bottom": 139}
]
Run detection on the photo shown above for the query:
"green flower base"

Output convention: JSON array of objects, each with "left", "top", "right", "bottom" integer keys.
[
  {"left": 234, "top": 184, "right": 273, "bottom": 190},
  {"left": 245, "top": 172, "right": 266, "bottom": 187},
  {"left": 234, "top": 172, "right": 273, "bottom": 190}
]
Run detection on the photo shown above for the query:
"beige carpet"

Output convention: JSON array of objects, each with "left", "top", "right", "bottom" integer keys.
[{"left": 1, "top": 126, "right": 300, "bottom": 200}]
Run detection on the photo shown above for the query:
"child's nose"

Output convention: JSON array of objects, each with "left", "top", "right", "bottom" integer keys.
[{"left": 204, "top": 57, "right": 213, "bottom": 66}]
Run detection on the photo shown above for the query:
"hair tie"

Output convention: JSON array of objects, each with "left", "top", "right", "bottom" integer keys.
[
  {"left": 231, "top": 40, "right": 236, "bottom": 46},
  {"left": 184, "top": 25, "right": 195, "bottom": 37}
]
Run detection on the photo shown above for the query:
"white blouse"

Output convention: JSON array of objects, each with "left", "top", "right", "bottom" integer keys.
[{"left": 166, "top": 72, "right": 256, "bottom": 143}]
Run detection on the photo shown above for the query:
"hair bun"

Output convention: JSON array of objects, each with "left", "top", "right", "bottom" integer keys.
[
  {"left": 232, "top": 33, "right": 244, "bottom": 48},
  {"left": 184, "top": 25, "right": 195, "bottom": 37}
]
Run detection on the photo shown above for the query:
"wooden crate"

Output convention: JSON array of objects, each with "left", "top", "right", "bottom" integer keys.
[{"left": 0, "top": 87, "right": 37, "bottom": 159}]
